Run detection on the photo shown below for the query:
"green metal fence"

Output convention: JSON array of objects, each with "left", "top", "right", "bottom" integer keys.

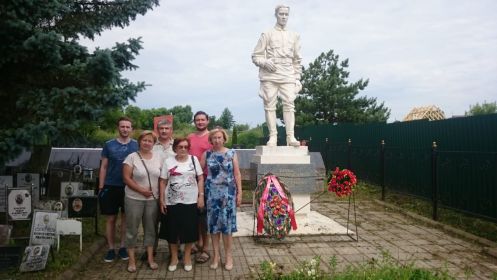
[{"left": 292, "top": 113, "right": 497, "bottom": 221}]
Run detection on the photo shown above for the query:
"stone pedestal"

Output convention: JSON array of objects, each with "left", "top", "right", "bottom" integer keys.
[
  {"left": 251, "top": 146, "right": 310, "bottom": 164},
  {"left": 251, "top": 146, "right": 318, "bottom": 223},
  {"left": 292, "top": 194, "right": 310, "bottom": 218},
  {"left": 234, "top": 146, "right": 348, "bottom": 237},
  {"left": 250, "top": 146, "right": 322, "bottom": 194}
]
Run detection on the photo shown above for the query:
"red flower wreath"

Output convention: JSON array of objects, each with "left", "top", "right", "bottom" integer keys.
[{"left": 328, "top": 167, "right": 357, "bottom": 197}]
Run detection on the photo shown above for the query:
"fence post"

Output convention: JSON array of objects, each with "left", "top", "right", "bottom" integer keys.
[
  {"left": 380, "top": 140, "right": 385, "bottom": 201},
  {"left": 347, "top": 138, "right": 352, "bottom": 169},
  {"left": 431, "top": 141, "right": 438, "bottom": 221},
  {"left": 324, "top": 137, "right": 329, "bottom": 171}
]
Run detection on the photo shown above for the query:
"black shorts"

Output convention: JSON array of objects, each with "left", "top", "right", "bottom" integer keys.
[
  {"left": 98, "top": 185, "right": 125, "bottom": 215},
  {"left": 159, "top": 203, "right": 198, "bottom": 244}
]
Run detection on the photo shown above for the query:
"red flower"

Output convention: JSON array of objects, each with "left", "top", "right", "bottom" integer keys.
[{"left": 327, "top": 167, "right": 357, "bottom": 197}]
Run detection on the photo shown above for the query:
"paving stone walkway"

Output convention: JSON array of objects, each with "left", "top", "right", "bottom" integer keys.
[{"left": 75, "top": 200, "right": 497, "bottom": 279}]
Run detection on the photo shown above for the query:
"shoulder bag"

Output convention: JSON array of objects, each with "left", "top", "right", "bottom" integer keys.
[{"left": 136, "top": 152, "right": 157, "bottom": 200}]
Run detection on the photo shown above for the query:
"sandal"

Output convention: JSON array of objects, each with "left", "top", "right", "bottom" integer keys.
[
  {"left": 210, "top": 255, "right": 220, "bottom": 270},
  {"left": 191, "top": 244, "right": 199, "bottom": 254},
  {"left": 195, "top": 251, "right": 210, "bottom": 264},
  {"left": 225, "top": 257, "right": 233, "bottom": 271},
  {"left": 127, "top": 265, "right": 137, "bottom": 273},
  {"left": 148, "top": 262, "right": 159, "bottom": 270}
]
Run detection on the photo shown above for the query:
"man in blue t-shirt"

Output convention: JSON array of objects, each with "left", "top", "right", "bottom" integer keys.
[{"left": 98, "top": 116, "right": 139, "bottom": 262}]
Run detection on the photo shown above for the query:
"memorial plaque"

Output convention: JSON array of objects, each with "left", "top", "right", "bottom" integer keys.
[
  {"left": 0, "top": 246, "right": 22, "bottom": 271},
  {"left": 60, "top": 182, "right": 81, "bottom": 199},
  {"left": 68, "top": 196, "right": 97, "bottom": 218},
  {"left": 53, "top": 199, "right": 68, "bottom": 218},
  {"left": 250, "top": 163, "right": 323, "bottom": 193},
  {"left": 7, "top": 188, "right": 32, "bottom": 220},
  {"left": 19, "top": 245, "right": 50, "bottom": 272},
  {"left": 0, "top": 176, "right": 13, "bottom": 212},
  {"left": 76, "top": 189, "right": 95, "bottom": 196},
  {"left": 17, "top": 173, "right": 40, "bottom": 206},
  {"left": 30, "top": 210, "right": 59, "bottom": 246}
]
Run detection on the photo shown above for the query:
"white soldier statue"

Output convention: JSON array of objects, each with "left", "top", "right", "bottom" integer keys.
[{"left": 252, "top": 5, "right": 302, "bottom": 147}]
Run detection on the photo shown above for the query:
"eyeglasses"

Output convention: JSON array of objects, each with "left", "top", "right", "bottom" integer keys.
[{"left": 177, "top": 145, "right": 189, "bottom": 150}]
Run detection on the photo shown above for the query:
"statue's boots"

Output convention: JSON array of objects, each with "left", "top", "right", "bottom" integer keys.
[
  {"left": 283, "top": 111, "right": 300, "bottom": 146},
  {"left": 265, "top": 110, "right": 277, "bottom": 146}
]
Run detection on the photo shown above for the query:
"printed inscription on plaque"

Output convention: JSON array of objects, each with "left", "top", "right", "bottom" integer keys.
[
  {"left": 30, "top": 211, "right": 59, "bottom": 246},
  {"left": 19, "top": 245, "right": 50, "bottom": 272},
  {"left": 8, "top": 189, "right": 32, "bottom": 220}
]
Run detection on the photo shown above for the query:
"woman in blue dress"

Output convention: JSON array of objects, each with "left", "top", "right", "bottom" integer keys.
[{"left": 200, "top": 127, "right": 242, "bottom": 271}]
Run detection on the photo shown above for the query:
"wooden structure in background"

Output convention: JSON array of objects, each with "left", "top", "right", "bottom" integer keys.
[{"left": 403, "top": 105, "right": 445, "bottom": 121}]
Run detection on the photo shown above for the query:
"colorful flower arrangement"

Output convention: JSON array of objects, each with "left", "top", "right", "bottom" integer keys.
[
  {"left": 254, "top": 174, "right": 297, "bottom": 240},
  {"left": 327, "top": 167, "right": 357, "bottom": 197}
]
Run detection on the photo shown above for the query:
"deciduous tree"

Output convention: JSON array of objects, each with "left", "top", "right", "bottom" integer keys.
[{"left": 465, "top": 101, "right": 497, "bottom": 116}]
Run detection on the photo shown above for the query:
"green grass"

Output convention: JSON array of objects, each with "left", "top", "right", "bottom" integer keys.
[
  {"left": 0, "top": 215, "right": 106, "bottom": 280},
  {"left": 310, "top": 180, "right": 497, "bottom": 244},
  {"left": 257, "top": 252, "right": 456, "bottom": 280},
  {"left": 307, "top": 180, "right": 497, "bottom": 244},
  {"left": 383, "top": 191, "right": 497, "bottom": 243}
]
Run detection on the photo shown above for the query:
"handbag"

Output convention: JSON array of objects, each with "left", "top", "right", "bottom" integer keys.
[
  {"left": 191, "top": 155, "right": 198, "bottom": 181},
  {"left": 191, "top": 155, "right": 206, "bottom": 215},
  {"left": 136, "top": 152, "right": 157, "bottom": 200}
]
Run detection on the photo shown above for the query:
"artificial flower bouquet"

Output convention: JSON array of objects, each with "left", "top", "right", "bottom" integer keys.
[
  {"left": 254, "top": 173, "right": 297, "bottom": 239},
  {"left": 327, "top": 167, "right": 357, "bottom": 197}
]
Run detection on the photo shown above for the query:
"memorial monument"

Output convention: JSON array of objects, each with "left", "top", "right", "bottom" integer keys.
[
  {"left": 252, "top": 4, "right": 302, "bottom": 147},
  {"left": 248, "top": 6, "right": 333, "bottom": 236}
]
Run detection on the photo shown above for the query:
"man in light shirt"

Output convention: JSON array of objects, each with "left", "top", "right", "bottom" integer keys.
[{"left": 153, "top": 119, "right": 175, "bottom": 160}]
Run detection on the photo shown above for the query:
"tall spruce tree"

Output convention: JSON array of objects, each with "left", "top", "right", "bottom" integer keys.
[
  {"left": 293, "top": 50, "right": 390, "bottom": 125},
  {"left": 0, "top": 0, "right": 159, "bottom": 164}
]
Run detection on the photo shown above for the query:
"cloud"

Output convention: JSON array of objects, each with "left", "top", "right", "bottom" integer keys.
[{"left": 80, "top": 0, "right": 497, "bottom": 126}]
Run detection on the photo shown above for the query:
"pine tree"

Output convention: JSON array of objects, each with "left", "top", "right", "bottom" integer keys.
[{"left": 293, "top": 50, "right": 390, "bottom": 125}]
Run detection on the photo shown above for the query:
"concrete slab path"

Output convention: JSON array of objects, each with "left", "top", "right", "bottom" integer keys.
[{"left": 75, "top": 200, "right": 497, "bottom": 279}]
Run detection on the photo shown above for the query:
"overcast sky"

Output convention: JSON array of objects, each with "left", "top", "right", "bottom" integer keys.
[{"left": 80, "top": 0, "right": 497, "bottom": 127}]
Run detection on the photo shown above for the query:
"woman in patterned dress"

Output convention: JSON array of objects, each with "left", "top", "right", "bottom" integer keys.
[
  {"left": 200, "top": 127, "right": 242, "bottom": 271},
  {"left": 159, "top": 138, "right": 204, "bottom": 272}
]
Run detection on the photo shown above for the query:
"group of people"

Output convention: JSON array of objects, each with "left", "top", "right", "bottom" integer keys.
[
  {"left": 97, "top": 3, "right": 302, "bottom": 274},
  {"left": 98, "top": 112, "right": 242, "bottom": 273}
]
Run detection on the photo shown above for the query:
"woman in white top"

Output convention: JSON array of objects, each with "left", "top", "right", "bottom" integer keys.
[
  {"left": 122, "top": 130, "right": 161, "bottom": 273},
  {"left": 159, "top": 137, "right": 204, "bottom": 272}
]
